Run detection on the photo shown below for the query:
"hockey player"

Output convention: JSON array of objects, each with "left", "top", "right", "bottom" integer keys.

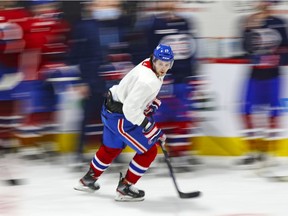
[
  {"left": 237, "top": 0, "right": 288, "bottom": 166},
  {"left": 16, "top": 0, "right": 70, "bottom": 155},
  {"left": 131, "top": 1, "right": 201, "bottom": 169},
  {"left": 74, "top": 44, "right": 173, "bottom": 202},
  {"left": 0, "top": 0, "right": 30, "bottom": 185},
  {"left": 68, "top": 0, "right": 134, "bottom": 166}
]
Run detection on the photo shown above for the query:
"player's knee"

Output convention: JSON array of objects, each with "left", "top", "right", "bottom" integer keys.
[{"left": 133, "top": 144, "right": 158, "bottom": 168}]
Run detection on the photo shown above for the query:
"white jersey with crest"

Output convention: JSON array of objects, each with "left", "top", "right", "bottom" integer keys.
[{"left": 109, "top": 58, "right": 163, "bottom": 126}]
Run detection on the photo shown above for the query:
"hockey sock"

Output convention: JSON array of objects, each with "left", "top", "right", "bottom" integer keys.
[
  {"left": 90, "top": 144, "right": 122, "bottom": 177},
  {"left": 125, "top": 144, "right": 157, "bottom": 184}
]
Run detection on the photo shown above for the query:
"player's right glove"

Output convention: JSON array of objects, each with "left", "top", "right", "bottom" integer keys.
[
  {"left": 142, "top": 121, "right": 166, "bottom": 145},
  {"left": 144, "top": 98, "right": 161, "bottom": 117}
]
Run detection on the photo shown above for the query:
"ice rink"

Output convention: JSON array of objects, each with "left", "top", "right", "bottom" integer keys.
[{"left": 1, "top": 155, "right": 288, "bottom": 216}]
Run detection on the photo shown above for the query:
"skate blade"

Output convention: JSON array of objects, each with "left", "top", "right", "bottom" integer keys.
[
  {"left": 114, "top": 192, "right": 144, "bottom": 202},
  {"left": 73, "top": 181, "right": 99, "bottom": 193},
  {"left": 235, "top": 161, "right": 263, "bottom": 170}
]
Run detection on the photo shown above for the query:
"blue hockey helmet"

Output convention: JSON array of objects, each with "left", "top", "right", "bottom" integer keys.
[
  {"left": 153, "top": 44, "right": 174, "bottom": 68},
  {"left": 153, "top": 44, "right": 174, "bottom": 62}
]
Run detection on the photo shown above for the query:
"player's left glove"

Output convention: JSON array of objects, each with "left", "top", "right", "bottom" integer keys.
[
  {"left": 144, "top": 98, "right": 161, "bottom": 117},
  {"left": 142, "top": 121, "right": 166, "bottom": 145}
]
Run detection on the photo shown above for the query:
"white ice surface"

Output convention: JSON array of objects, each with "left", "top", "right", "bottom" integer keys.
[{"left": 1, "top": 156, "right": 288, "bottom": 216}]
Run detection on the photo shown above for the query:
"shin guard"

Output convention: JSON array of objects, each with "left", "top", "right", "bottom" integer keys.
[{"left": 125, "top": 144, "right": 157, "bottom": 184}]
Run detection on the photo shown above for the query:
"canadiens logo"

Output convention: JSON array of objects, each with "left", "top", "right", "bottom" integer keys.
[
  {"left": 159, "top": 34, "right": 196, "bottom": 60},
  {"left": 248, "top": 28, "right": 282, "bottom": 54}
]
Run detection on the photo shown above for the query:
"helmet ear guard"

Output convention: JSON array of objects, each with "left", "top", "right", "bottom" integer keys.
[{"left": 153, "top": 44, "right": 174, "bottom": 69}]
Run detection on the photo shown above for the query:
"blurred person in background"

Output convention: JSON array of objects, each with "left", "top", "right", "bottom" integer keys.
[
  {"left": 131, "top": 0, "right": 202, "bottom": 171},
  {"left": 0, "top": 1, "right": 30, "bottom": 185},
  {"left": 16, "top": 0, "right": 71, "bottom": 159},
  {"left": 67, "top": 0, "right": 134, "bottom": 169},
  {"left": 74, "top": 44, "right": 173, "bottom": 202},
  {"left": 237, "top": 0, "right": 288, "bottom": 166}
]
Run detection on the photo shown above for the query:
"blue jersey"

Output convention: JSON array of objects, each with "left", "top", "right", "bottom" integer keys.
[
  {"left": 240, "top": 15, "right": 287, "bottom": 116},
  {"left": 68, "top": 16, "right": 132, "bottom": 92},
  {"left": 242, "top": 15, "right": 288, "bottom": 80}
]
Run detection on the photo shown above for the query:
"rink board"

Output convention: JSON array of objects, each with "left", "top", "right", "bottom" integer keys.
[
  {"left": 54, "top": 133, "right": 288, "bottom": 156},
  {"left": 21, "top": 63, "right": 288, "bottom": 156}
]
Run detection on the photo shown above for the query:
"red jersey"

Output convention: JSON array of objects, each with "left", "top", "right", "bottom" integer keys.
[
  {"left": 0, "top": 7, "right": 30, "bottom": 68},
  {"left": 24, "top": 11, "right": 70, "bottom": 79}
]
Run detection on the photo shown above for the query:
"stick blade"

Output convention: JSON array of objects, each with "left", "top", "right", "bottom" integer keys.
[{"left": 179, "top": 191, "right": 201, "bottom": 199}]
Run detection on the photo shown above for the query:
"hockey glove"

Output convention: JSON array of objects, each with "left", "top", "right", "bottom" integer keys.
[
  {"left": 144, "top": 98, "right": 161, "bottom": 117},
  {"left": 142, "top": 121, "right": 166, "bottom": 145}
]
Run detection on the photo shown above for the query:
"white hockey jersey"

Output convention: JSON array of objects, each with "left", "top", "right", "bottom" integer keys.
[{"left": 109, "top": 58, "right": 163, "bottom": 126}]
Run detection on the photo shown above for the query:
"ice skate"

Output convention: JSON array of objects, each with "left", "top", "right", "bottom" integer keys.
[
  {"left": 74, "top": 168, "right": 100, "bottom": 193},
  {"left": 235, "top": 153, "right": 277, "bottom": 169},
  {"left": 170, "top": 154, "right": 203, "bottom": 173},
  {"left": 235, "top": 153, "right": 260, "bottom": 169},
  {"left": 257, "top": 153, "right": 279, "bottom": 168},
  {"left": 115, "top": 172, "right": 145, "bottom": 202}
]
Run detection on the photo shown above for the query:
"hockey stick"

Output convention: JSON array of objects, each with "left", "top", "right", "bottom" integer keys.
[{"left": 160, "top": 143, "right": 201, "bottom": 198}]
